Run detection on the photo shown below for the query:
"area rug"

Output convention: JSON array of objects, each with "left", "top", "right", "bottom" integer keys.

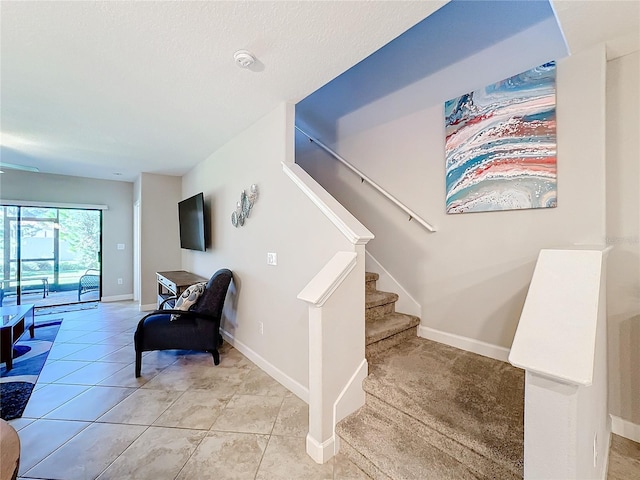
[
  {"left": 0, "top": 320, "right": 62, "bottom": 420},
  {"left": 36, "top": 301, "right": 98, "bottom": 316}
]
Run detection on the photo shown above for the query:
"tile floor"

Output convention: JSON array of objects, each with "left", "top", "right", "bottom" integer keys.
[
  {"left": 8, "top": 301, "right": 639, "bottom": 480},
  {"left": 9, "top": 301, "right": 369, "bottom": 480}
]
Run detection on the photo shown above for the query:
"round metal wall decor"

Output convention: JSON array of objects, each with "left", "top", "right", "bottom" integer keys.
[{"left": 231, "top": 184, "right": 259, "bottom": 227}]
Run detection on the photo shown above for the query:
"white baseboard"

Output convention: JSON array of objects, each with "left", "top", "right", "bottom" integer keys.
[
  {"left": 221, "top": 329, "right": 309, "bottom": 403},
  {"left": 139, "top": 303, "right": 157, "bottom": 312},
  {"left": 334, "top": 358, "right": 368, "bottom": 426},
  {"left": 611, "top": 415, "right": 640, "bottom": 443},
  {"left": 418, "top": 325, "right": 510, "bottom": 362},
  {"left": 101, "top": 294, "right": 133, "bottom": 302},
  {"left": 306, "top": 433, "right": 335, "bottom": 464}
]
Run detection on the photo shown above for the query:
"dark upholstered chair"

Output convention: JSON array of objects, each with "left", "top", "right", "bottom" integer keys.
[{"left": 134, "top": 268, "right": 232, "bottom": 377}]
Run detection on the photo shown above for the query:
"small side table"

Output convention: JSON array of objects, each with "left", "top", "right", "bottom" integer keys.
[
  {"left": 0, "top": 304, "right": 35, "bottom": 371},
  {"left": 156, "top": 271, "right": 207, "bottom": 308}
]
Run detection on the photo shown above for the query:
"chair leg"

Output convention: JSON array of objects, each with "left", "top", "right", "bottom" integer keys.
[
  {"left": 135, "top": 350, "right": 142, "bottom": 377},
  {"left": 209, "top": 349, "right": 220, "bottom": 366},
  {"left": 218, "top": 333, "right": 223, "bottom": 347}
]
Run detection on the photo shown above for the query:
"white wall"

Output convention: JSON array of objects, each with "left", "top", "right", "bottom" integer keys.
[
  {"left": 181, "top": 103, "right": 355, "bottom": 394},
  {"left": 135, "top": 172, "right": 182, "bottom": 309},
  {"left": 0, "top": 170, "right": 133, "bottom": 298},
  {"left": 297, "top": 43, "right": 607, "bottom": 350},
  {"left": 606, "top": 50, "right": 640, "bottom": 433}
]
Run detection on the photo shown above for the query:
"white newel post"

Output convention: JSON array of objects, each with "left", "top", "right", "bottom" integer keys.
[
  {"left": 510, "top": 247, "right": 611, "bottom": 480},
  {"left": 298, "top": 249, "right": 368, "bottom": 464}
]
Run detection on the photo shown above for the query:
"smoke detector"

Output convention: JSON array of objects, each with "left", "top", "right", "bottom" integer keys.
[{"left": 234, "top": 50, "right": 255, "bottom": 68}]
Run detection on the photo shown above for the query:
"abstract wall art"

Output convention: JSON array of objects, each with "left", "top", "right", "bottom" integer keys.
[{"left": 444, "top": 62, "right": 557, "bottom": 214}]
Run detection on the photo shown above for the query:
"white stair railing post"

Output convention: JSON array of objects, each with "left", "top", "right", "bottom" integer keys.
[
  {"left": 509, "top": 247, "right": 611, "bottom": 479},
  {"left": 298, "top": 250, "right": 367, "bottom": 463}
]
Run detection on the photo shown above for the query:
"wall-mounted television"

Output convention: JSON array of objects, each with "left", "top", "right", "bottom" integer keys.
[{"left": 178, "top": 192, "right": 206, "bottom": 251}]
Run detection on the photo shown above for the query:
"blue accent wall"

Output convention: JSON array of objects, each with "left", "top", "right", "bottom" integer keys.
[{"left": 297, "top": 0, "right": 567, "bottom": 123}]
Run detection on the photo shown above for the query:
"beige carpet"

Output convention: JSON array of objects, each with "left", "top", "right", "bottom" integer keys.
[{"left": 338, "top": 337, "right": 524, "bottom": 479}]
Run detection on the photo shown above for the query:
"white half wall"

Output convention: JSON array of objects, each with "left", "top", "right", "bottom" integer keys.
[
  {"left": 510, "top": 248, "right": 610, "bottom": 479},
  {"left": 606, "top": 49, "right": 640, "bottom": 430},
  {"left": 181, "top": 103, "right": 356, "bottom": 392}
]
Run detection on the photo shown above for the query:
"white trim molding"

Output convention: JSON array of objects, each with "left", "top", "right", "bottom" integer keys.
[
  {"left": 333, "top": 358, "right": 368, "bottom": 433},
  {"left": 611, "top": 415, "right": 640, "bottom": 443},
  {"left": 101, "top": 294, "right": 133, "bottom": 302},
  {"left": 1, "top": 199, "right": 108, "bottom": 210},
  {"left": 298, "top": 252, "right": 357, "bottom": 307},
  {"left": 418, "top": 325, "right": 510, "bottom": 362},
  {"left": 221, "top": 329, "right": 309, "bottom": 403},
  {"left": 306, "top": 434, "right": 335, "bottom": 464},
  {"left": 282, "top": 162, "right": 374, "bottom": 245}
]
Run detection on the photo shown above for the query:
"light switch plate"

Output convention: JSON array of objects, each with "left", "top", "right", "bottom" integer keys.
[{"left": 267, "top": 252, "right": 277, "bottom": 266}]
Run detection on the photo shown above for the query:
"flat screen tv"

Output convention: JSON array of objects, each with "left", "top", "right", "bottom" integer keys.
[{"left": 178, "top": 192, "right": 206, "bottom": 251}]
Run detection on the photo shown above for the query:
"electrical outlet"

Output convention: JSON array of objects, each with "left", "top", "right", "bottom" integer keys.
[
  {"left": 267, "top": 252, "right": 277, "bottom": 265},
  {"left": 117, "top": 278, "right": 123, "bottom": 285},
  {"left": 117, "top": 243, "right": 125, "bottom": 250},
  {"left": 259, "top": 321, "right": 264, "bottom": 335}
]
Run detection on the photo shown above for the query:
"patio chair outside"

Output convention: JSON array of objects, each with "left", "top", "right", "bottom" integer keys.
[{"left": 78, "top": 269, "right": 100, "bottom": 301}]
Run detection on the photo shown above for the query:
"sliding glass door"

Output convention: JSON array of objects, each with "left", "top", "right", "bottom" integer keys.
[{"left": 0, "top": 205, "right": 102, "bottom": 307}]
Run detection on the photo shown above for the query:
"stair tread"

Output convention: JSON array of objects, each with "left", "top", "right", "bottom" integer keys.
[
  {"left": 365, "top": 312, "right": 420, "bottom": 345},
  {"left": 363, "top": 337, "right": 524, "bottom": 473},
  {"left": 366, "top": 290, "right": 399, "bottom": 309},
  {"left": 365, "top": 272, "right": 379, "bottom": 282},
  {"left": 337, "top": 405, "right": 484, "bottom": 480}
]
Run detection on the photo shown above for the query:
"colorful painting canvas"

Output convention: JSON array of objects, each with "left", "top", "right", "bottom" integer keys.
[{"left": 444, "top": 62, "right": 557, "bottom": 214}]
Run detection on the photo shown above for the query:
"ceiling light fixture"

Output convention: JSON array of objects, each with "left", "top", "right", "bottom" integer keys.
[{"left": 233, "top": 50, "right": 256, "bottom": 68}]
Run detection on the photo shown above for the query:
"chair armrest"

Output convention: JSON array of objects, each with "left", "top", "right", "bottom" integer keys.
[
  {"left": 140, "top": 309, "right": 217, "bottom": 323},
  {"left": 159, "top": 296, "right": 177, "bottom": 309}
]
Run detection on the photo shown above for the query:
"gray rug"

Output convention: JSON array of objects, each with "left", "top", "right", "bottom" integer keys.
[
  {"left": 36, "top": 301, "right": 98, "bottom": 316},
  {"left": 0, "top": 320, "right": 62, "bottom": 420}
]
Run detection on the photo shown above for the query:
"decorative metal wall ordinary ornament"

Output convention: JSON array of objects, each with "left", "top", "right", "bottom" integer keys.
[{"left": 231, "top": 184, "right": 259, "bottom": 227}]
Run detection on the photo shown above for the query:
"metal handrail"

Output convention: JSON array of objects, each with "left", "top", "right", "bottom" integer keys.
[{"left": 295, "top": 126, "right": 436, "bottom": 232}]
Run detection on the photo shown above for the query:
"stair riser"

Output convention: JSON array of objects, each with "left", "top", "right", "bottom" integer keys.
[
  {"left": 365, "top": 280, "right": 377, "bottom": 293},
  {"left": 338, "top": 438, "right": 392, "bottom": 480},
  {"left": 366, "top": 327, "right": 417, "bottom": 360},
  {"left": 363, "top": 392, "right": 522, "bottom": 479},
  {"left": 365, "top": 302, "right": 395, "bottom": 321}
]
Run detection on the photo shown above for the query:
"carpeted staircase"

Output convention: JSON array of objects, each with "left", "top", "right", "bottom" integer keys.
[{"left": 336, "top": 272, "right": 525, "bottom": 479}]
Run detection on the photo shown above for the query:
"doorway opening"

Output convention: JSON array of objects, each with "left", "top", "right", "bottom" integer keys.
[{"left": 0, "top": 205, "right": 102, "bottom": 307}]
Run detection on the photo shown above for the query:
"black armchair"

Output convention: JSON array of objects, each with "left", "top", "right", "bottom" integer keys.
[{"left": 134, "top": 268, "right": 232, "bottom": 377}]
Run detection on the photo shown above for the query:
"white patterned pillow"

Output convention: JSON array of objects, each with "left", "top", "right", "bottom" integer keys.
[{"left": 170, "top": 282, "right": 207, "bottom": 321}]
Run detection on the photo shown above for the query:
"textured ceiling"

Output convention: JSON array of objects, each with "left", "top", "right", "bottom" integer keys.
[
  {"left": 1, "top": 1, "right": 637, "bottom": 184},
  {"left": 0, "top": 0, "right": 446, "bottom": 182}
]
